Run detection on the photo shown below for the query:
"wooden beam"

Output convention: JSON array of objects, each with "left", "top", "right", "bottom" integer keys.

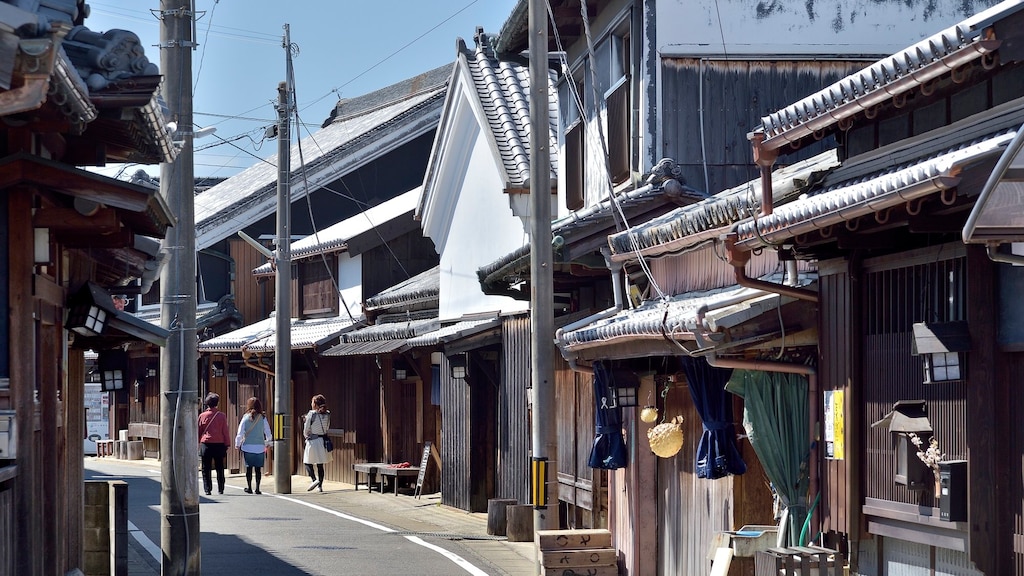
[{"left": 34, "top": 205, "right": 120, "bottom": 233}]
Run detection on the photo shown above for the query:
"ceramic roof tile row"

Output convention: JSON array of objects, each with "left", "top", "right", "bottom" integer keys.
[
  {"left": 558, "top": 273, "right": 814, "bottom": 349},
  {"left": 462, "top": 30, "right": 558, "bottom": 187},
  {"left": 364, "top": 266, "right": 440, "bottom": 311},
  {"left": 758, "top": 1, "right": 1023, "bottom": 148},
  {"left": 401, "top": 316, "right": 501, "bottom": 348},
  {"left": 734, "top": 128, "right": 1017, "bottom": 248},
  {"left": 252, "top": 189, "right": 421, "bottom": 274},
  {"left": 196, "top": 316, "right": 358, "bottom": 353},
  {"left": 607, "top": 151, "right": 840, "bottom": 258}
]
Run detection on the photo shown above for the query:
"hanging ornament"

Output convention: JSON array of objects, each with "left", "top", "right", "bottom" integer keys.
[
  {"left": 640, "top": 406, "right": 659, "bottom": 423},
  {"left": 647, "top": 415, "right": 685, "bottom": 458}
]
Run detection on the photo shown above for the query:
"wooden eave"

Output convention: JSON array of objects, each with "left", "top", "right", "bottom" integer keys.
[{"left": 0, "top": 152, "right": 174, "bottom": 237}]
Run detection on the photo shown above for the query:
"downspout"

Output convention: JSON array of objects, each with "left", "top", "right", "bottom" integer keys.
[
  {"left": 241, "top": 345, "right": 276, "bottom": 377},
  {"left": 554, "top": 249, "right": 625, "bottom": 373},
  {"left": 749, "top": 130, "right": 780, "bottom": 216},
  {"left": 985, "top": 244, "right": 1024, "bottom": 265},
  {"left": 703, "top": 349, "right": 819, "bottom": 546},
  {"left": 725, "top": 233, "right": 818, "bottom": 303}
]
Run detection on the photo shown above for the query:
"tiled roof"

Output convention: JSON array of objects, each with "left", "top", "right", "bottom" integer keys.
[
  {"left": 364, "top": 266, "right": 440, "bottom": 311},
  {"left": 607, "top": 151, "right": 840, "bottom": 261},
  {"left": 460, "top": 28, "right": 558, "bottom": 188},
  {"left": 758, "top": 0, "right": 1020, "bottom": 150},
  {"left": 401, "top": 315, "right": 502, "bottom": 350},
  {"left": 734, "top": 126, "right": 1017, "bottom": 250},
  {"left": 556, "top": 273, "right": 815, "bottom": 351},
  {"left": 194, "top": 71, "right": 447, "bottom": 250},
  {"left": 321, "top": 316, "right": 440, "bottom": 357},
  {"left": 252, "top": 188, "right": 422, "bottom": 274},
  {"left": 197, "top": 316, "right": 359, "bottom": 353}
]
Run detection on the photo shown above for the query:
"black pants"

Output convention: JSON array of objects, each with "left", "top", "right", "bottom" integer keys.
[
  {"left": 200, "top": 442, "right": 227, "bottom": 494},
  {"left": 305, "top": 463, "right": 325, "bottom": 483}
]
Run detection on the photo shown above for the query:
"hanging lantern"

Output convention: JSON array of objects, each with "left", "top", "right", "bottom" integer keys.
[{"left": 647, "top": 415, "right": 685, "bottom": 458}]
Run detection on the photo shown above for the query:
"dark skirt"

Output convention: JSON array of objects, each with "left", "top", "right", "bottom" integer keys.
[{"left": 243, "top": 450, "right": 266, "bottom": 468}]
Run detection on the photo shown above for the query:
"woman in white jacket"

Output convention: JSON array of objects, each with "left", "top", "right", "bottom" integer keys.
[
  {"left": 302, "top": 394, "right": 332, "bottom": 491},
  {"left": 235, "top": 397, "right": 273, "bottom": 494}
]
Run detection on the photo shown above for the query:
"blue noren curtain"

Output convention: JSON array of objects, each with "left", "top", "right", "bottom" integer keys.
[
  {"left": 588, "top": 361, "right": 628, "bottom": 470},
  {"left": 679, "top": 356, "right": 747, "bottom": 479}
]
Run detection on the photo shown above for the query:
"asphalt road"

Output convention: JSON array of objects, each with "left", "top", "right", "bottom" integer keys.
[{"left": 85, "top": 459, "right": 502, "bottom": 575}]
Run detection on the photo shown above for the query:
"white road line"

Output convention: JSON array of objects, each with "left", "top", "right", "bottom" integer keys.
[
  {"left": 271, "top": 494, "right": 489, "bottom": 576},
  {"left": 128, "top": 520, "right": 161, "bottom": 562}
]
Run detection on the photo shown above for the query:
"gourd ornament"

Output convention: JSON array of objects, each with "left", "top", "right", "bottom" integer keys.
[{"left": 647, "top": 415, "right": 684, "bottom": 458}]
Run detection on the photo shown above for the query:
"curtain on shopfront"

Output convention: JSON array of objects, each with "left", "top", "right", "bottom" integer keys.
[
  {"left": 679, "top": 355, "right": 746, "bottom": 479},
  {"left": 588, "top": 361, "right": 628, "bottom": 470}
]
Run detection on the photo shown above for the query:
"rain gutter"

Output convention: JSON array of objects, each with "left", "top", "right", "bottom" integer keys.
[
  {"left": 554, "top": 249, "right": 625, "bottom": 373},
  {"left": 725, "top": 233, "right": 818, "bottom": 303}
]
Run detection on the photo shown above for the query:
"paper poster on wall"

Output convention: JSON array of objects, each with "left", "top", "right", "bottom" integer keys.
[{"left": 823, "top": 390, "right": 845, "bottom": 460}]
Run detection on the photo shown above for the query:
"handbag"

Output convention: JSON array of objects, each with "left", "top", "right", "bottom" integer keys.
[{"left": 319, "top": 413, "right": 334, "bottom": 452}]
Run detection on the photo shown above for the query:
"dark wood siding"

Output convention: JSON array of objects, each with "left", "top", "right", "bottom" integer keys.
[
  {"left": 498, "top": 315, "right": 531, "bottom": 504},
  {"left": 862, "top": 247, "right": 967, "bottom": 507},
  {"left": 309, "top": 355, "right": 380, "bottom": 485},
  {"left": 819, "top": 258, "right": 855, "bottom": 540},
  {"left": 299, "top": 256, "right": 338, "bottom": 317},
  {"left": 555, "top": 357, "right": 600, "bottom": 527},
  {"left": 660, "top": 58, "right": 868, "bottom": 194},
  {"left": 441, "top": 354, "right": 471, "bottom": 511},
  {"left": 229, "top": 238, "right": 272, "bottom": 325}
]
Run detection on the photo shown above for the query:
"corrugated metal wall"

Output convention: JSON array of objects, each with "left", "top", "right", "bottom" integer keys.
[
  {"left": 498, "top": 315, "right": 531, "bottom": 504},
  {"left": 660, "top": 58, "right": 867, "bottom": 195}
]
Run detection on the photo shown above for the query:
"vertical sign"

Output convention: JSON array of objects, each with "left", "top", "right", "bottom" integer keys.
[
  {"left": 823, "top": 390, "right": 845, "bottom": 460},
  {"left": 414, "top": 441, "right": 431, "bottom": 499}
]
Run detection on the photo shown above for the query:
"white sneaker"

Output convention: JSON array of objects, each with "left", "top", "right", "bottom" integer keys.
[{"left": 307, "top": 479, "right": 320, "bottom": 491}]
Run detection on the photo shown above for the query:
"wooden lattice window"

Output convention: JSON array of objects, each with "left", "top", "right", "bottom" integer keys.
[{"left": 299, "top": 256, "right": 337, "bottom": 317}]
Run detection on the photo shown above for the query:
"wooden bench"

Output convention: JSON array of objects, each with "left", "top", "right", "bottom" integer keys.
[
  {"left": 351, "top": 462, "right": 420, "bottom": 495},
  {"left": 127, "top": 422, "right": 160, "bottom": 458},
  {"left": 378, "top": 465, "right": 419, "bottom": 496},
  {"left": 352, "top": 462, "right": 387, "bottom": 492}
]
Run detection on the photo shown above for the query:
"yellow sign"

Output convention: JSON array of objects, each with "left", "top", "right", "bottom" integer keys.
[
  {"left": 824, "top": 390, "right": 845, "bottom": 460},
  {"left": 531, "top": 458, "right": 548, "bottom": 508},
  {"left": 274, "top": 414, "right": 284, "bottom": 439}
]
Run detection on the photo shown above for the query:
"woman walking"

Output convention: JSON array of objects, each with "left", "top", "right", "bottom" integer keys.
[
  {"left": 235, "top": 396, "right": 273, "bottom": 494},
  {"left": 198, "top": 393, "right": 230, "bottom": 496},
  {"left": 302, "top": 394, "right": 332, "bottom": 492}
]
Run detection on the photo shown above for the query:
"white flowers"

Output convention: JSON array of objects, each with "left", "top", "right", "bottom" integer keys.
[{"left": 908, "top": 432, "right": 945, "bottom": 481}]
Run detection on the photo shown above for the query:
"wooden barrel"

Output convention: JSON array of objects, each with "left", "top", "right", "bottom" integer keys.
[
  {"left": 486, "top": 498, "right": 518, "bottom": 536},
  {"left": 506, "top": 504, "right": 535, "bottom": 542}
]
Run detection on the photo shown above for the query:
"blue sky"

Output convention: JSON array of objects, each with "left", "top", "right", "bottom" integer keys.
[{"left": 85, "top": 0, "right": 518, "bottom": 179}]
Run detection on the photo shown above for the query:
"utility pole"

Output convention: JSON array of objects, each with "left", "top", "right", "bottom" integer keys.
[
  {"left": 528, "top": 0, "right": 558, "bottom": 541},
  {"left": 273, "top": 24, "right": 293, "bottom": 494},
  {"left": 158, "top": 0, "right": 199, "bottom": 573}
]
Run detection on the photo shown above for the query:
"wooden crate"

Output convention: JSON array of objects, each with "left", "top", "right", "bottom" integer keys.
[
  {"left": 537, "top": 529, "right": 618, "bottom": 576},
  {"left": 536, "top": 528, "right": 613, "bottom": 550}
]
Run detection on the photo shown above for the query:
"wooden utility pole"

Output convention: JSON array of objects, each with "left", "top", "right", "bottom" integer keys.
[
  {"left": 158, "top": 0, "right": 200, "bottom": 573},
  {"left": 273, "top": 24, "right": 293, "bottom": 494},
  {"left": 528, "top": 0, "right": 558, "bottom": 541}
]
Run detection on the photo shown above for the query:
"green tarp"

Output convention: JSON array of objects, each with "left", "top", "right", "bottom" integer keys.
[{"left": 726, "top": 369, "right": 810, "bottom": 546}]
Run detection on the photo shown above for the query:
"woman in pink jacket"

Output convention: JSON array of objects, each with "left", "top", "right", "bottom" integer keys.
[{"left": 198, "top": 393, "right": 231, "bottom": 496}]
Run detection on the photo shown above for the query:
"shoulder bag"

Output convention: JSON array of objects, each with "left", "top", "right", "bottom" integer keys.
[{"left": 320, "top": 413, "right": 334, "bottom": 452}]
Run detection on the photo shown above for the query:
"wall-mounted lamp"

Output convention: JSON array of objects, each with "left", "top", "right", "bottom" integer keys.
[
  {"left": 612, "top": 370, "right": 640, "bottom": 408},
  {"left": 66, "top": 283, "right": 116, "bottom": 337},
  {"left": 98, "top": 349, "right": 129, "bottom": 392},
  {"left": 430, "top": 352, "right": 443, "bottom": 366},
  {"left": 448, "top": 353, "right": 467, "bottom": 380},
  {"left": 871, "top": 400, "right": 934, "bottom": 491},
  {"left": 912, "top": 322, "right": 970, "bottom": 383},
  {"left": 211, "top": 362, "right": 225, "bottom": 378}
]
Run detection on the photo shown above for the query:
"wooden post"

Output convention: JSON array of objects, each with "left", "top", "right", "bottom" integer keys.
[
  {"left": 486, "top": 498, "right": 517, "bottom": 536},
  {"left": 506, "top": 504, "right": 535, "bottom": 542}
]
